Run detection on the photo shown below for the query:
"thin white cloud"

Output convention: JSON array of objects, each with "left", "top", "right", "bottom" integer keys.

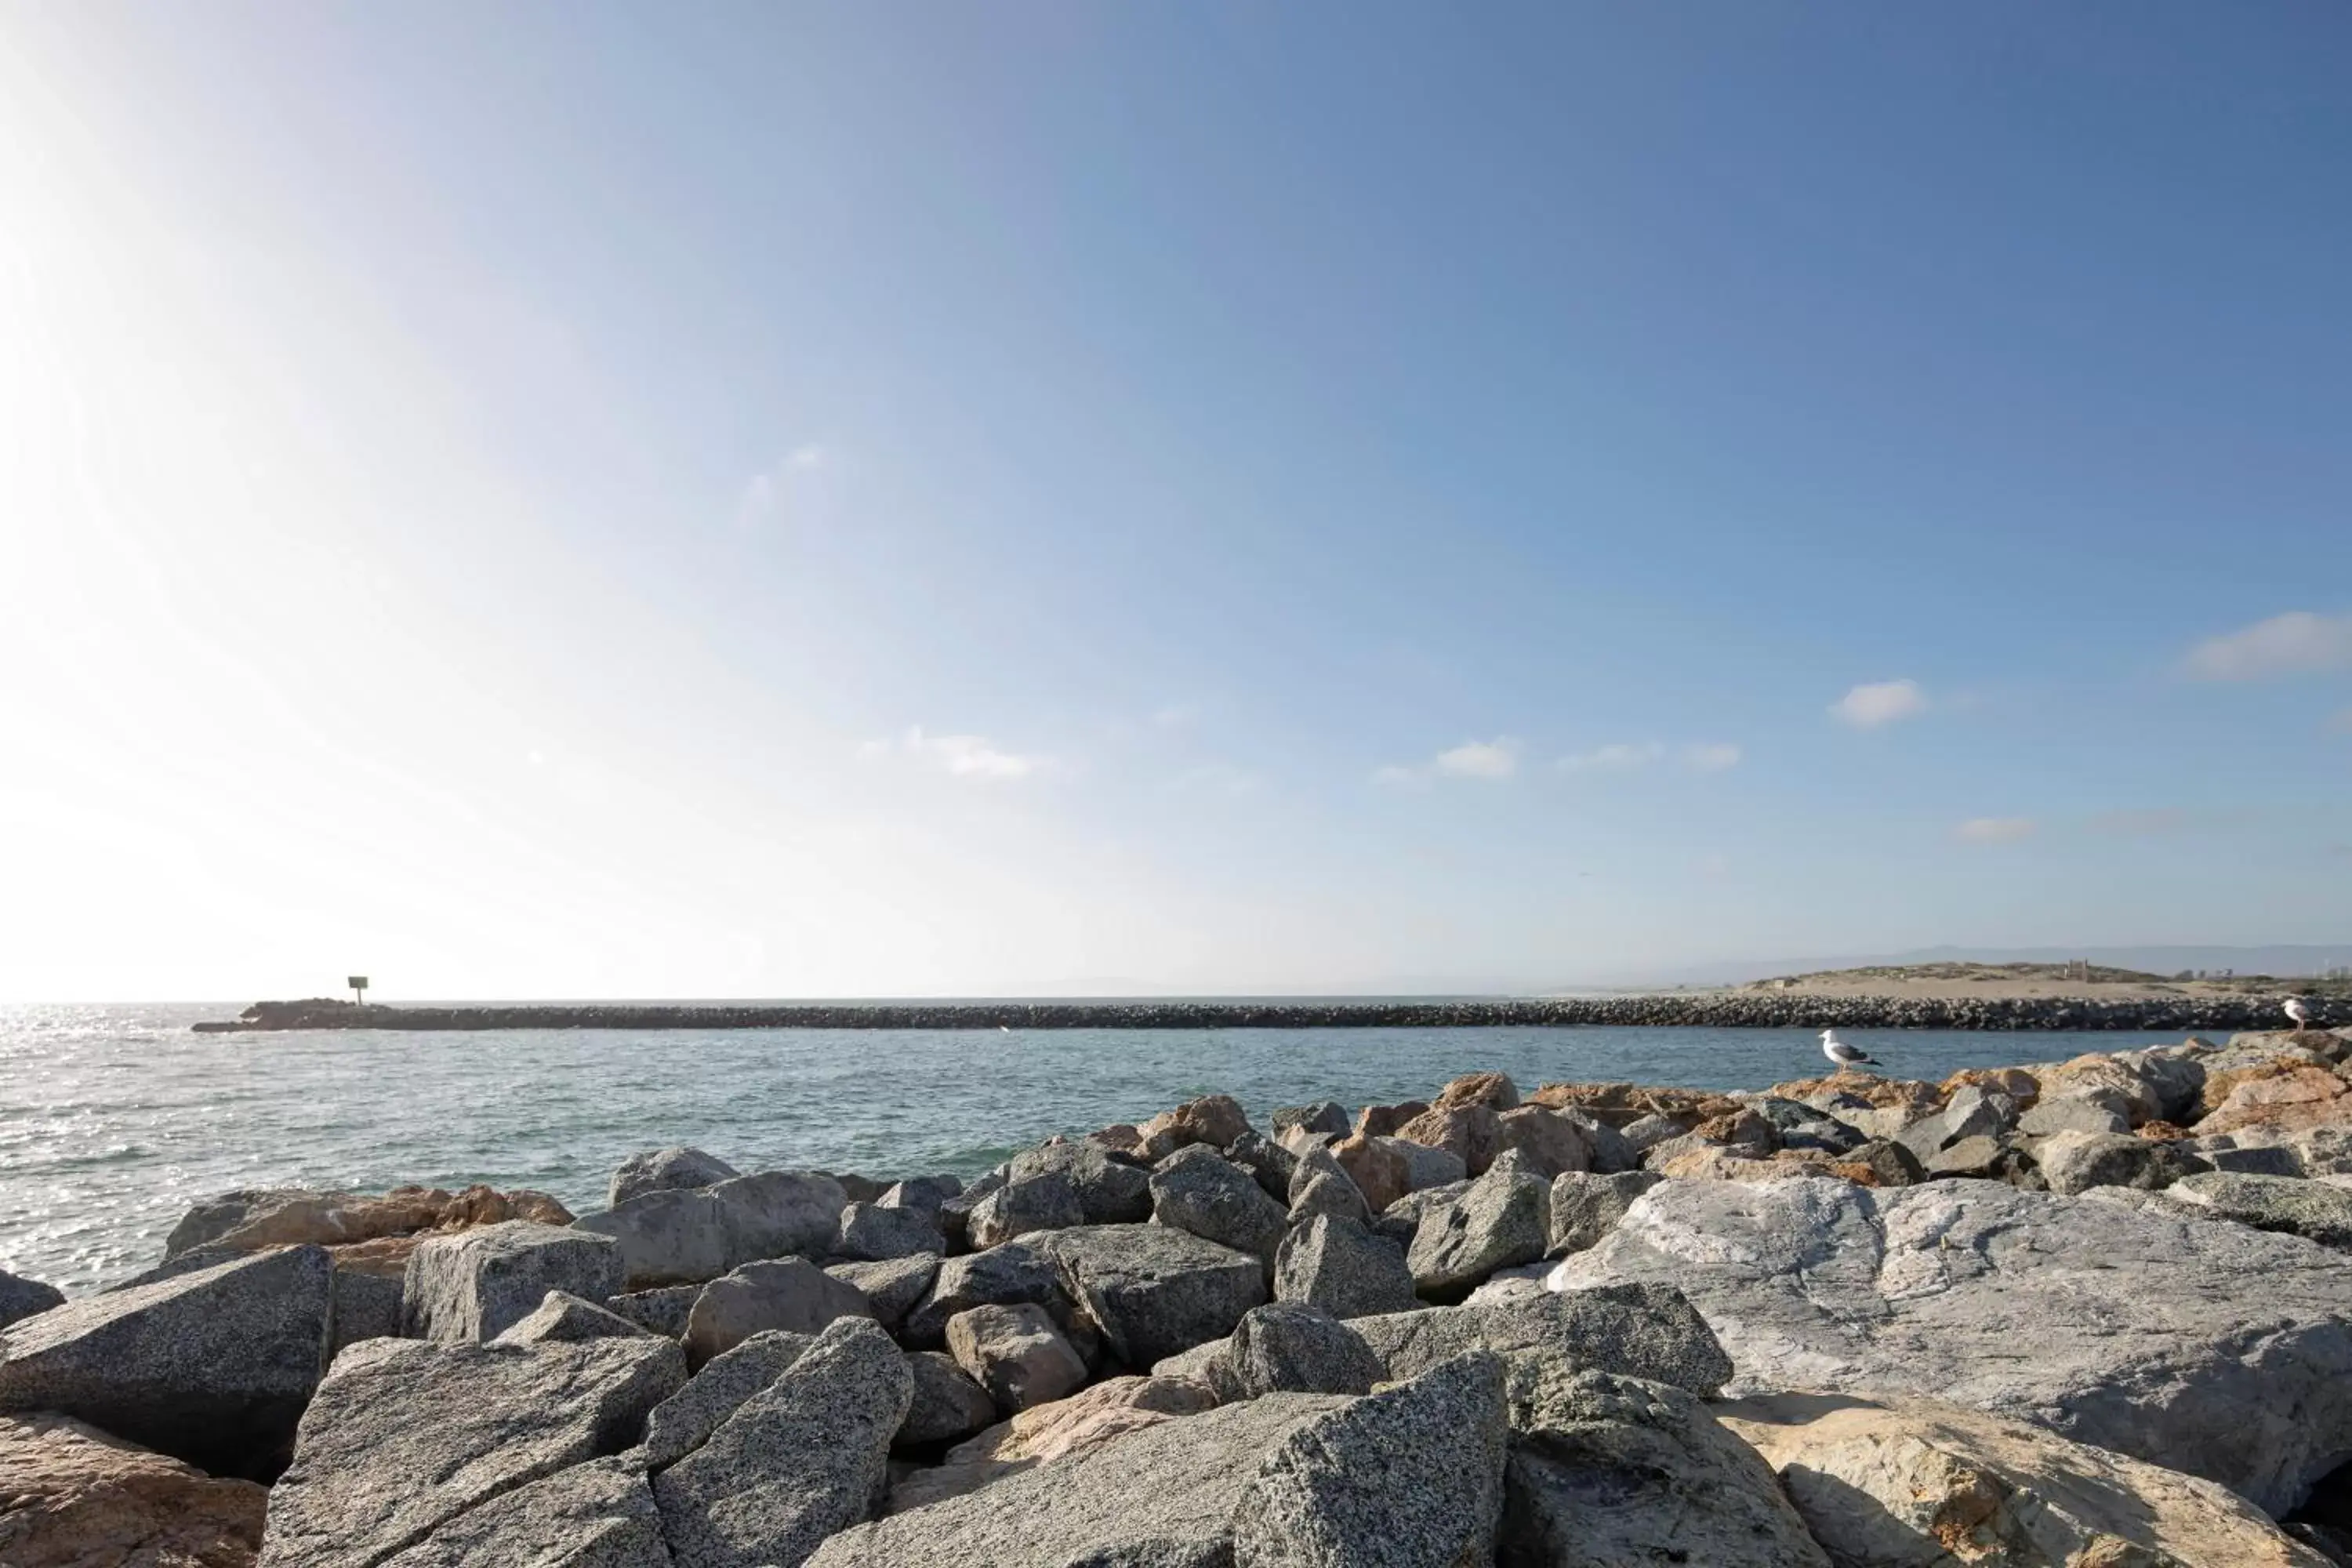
[
  {"left": 1557, "top": 742, "right": 1664, "bottom": 774},
  {"left": 2184, "top": 612, "right": 2352, "bottom": 681},
  {"left": 1681, "top": 742, "right": 1743, "bottom": 773},
  {"left": 1831, "top": 679, "right": 1928, "bottom": 728},
  {"left": 1434, "top": 737, "right": 1521, "bottom": 779},
  {"left": 863, "top": 726, "right": 1051, "bottom": 782},
  {"left": 1954, "top": 816, "right": 2036, "bottom": 845}
]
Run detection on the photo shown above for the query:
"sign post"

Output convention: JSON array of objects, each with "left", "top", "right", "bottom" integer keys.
[{"left": 348, "top": 975, "right": 369, "bottom": 1006}]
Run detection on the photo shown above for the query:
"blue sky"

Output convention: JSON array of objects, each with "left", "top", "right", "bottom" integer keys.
[{"left": 2, "top": 2, "right": 2348, "bottom": 1000}]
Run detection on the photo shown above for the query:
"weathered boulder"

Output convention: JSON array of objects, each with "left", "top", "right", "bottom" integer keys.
[
  {"left": 898, "top": 1350, "right": 998, "bottom": 1450},
  {"left": 1408, "top": 1151, "right": 1552, "bottom": 1295},
  {"left": 901, "top": 1242, "right": 1065, "bottom": 1351},
  {"left": 1138, "top": 1094, "right": 1254, "bottom": 1159},
  {"left": 1896, "top": 1086, "right": 2019, "bottom": 1163},
  {"left": 2034, "top": 1128, "right": 2208, "bottom": 1195},
  {"left": 1922, "top": 1133, "right": 2033, "bottom": 1182},
  {"left": 1437, "top": 1070, "right": 1523, "bottom": 1111},
  {"left": 1723, "top": 1392, "right": 2331, "bottom": 1568},
  {"left": 493, "top": 1289, "right": 655, "bottom": 1346},
  {"left": 1547, "top": 1170, "right": 1664, "bottom": 1258},
  {"left": 2016, "top": 1088, "right": 2133, "bottom": 1137},
  {"left": 683, "top": 1258, "right": 872, "bottom": 1369},
  {"left": 2200, "top": 1065, "right": 2352, "bottom": 1138},
  {"left": 876, "top": 1174, "right": 962, "bottom": 1220},
  {"left": 401, "top": 1220, "right": 622, "bottom": 1343},
  {"left": 1229, "top": 1304, "right": 1383, "bottom": 1397},
  {"left": 1150, "top": 1147, "right": 1290, "bottom": 1263},
  {"left": 1273, "top": 1101, "right": 1352, "bottom": 1139},
  {"left": 938, "top": 1170, "right": 1005, "bottom": 1252},
  {"left": 888, "top": 1373, "right": 1222, "bottom": 1513},
  {"left": 1226, "top": 1130, "right": 1300, "bottom": 1202},
  {"left": 328, "top": 1268, "right": 403, "bottom": 1361},
  {"left": 0, "top": 1267, "right": 64, "bottom": 1330},
  {"left": 1503, "top": 1360, "right": 1828, "bottom": 1568},
  {"left": 834, "top": 1201, "right": 945, "bottom": 1261},
  {"left": 1273, "top": 1214, "right": 1419, "bottom": 1320},
  {"left": 1356, "top": 1100, "right": 1434, "bottom": 1138},
  {"left": 1394, "top": 1103, "right": 1503, "bottom": 1176},
  {"left": 638, "top": 1329, "right": 814, "bottom": 1469},
  {"left": 652, "top": 1316, "right": 912, "bottom": 1568},
  {"left": 1547, "top": 1107, "right": 1640, "bottom": 1174},
  {"left": 0, "top": 1245, "right": 331, "bottom": 1479},
  {"left": 1354, "top": 1283, "right": 1733, "bottom": 1396},
  {"left": 1231, "top": 1352, "right": 1508, "bottom": 1568},
  {"left": 825, "top": 1253, "right": 938, "bottom": 1329},
  {"left": 571, "top": 1170, "right": 848, "bottom": 1288},
  {"left": 607, "top": 1284, "right": 700, "bottom": 1338},
  {"left": 1040, "top": 1225, "right": 1268, "bottom": 1368},
  {"left": 1287, "top": 1145, "right": 1372, "bottom": 1225},
  {"left": 609, "top": 1146, "right": 739, "bottom": 1208},
  {"left": 1843, "top": 1137, "right": 1928, "bottom": 1187},
  {"left": 1005, "top": 1141, "right": 1152, "bottom": 1225},
  {"left": 811, "top": 1392, "right": 1350, "bottom": 1566},
  {"left": 1488, "top": 1105, "right": 1593, "bottom": 1178},
  {"left": 0, "top": 1410, "right": 269, "bottom": 1568},
  {"left": 1549, "top": 1174, "right": 2352, "bottom": 1514},
  {"left": 377, "top": 1457, "right": 670, "bottom": 1567},
  {"left": 1750, "top": 1097, "right": 1867, "bottom": 1156},
  {"left": 967, "top": 1172, "right": 1086, "bottom": 1249},
  {"left": 259, "top": 1332, "right": 684, "bottom": 1567},
  {"left": 162, "top": 1183, "right": 575, "bottom": 1269},
  {"left": 1332, "top": 1132, "right": 1410, "bottom": 1211},
  {"left": 2162, "top": 1170, "right": 2352, "bottom": 1248},
  {"left": 947, "top": 1302, "right": 1088, "bottom": 1413}
]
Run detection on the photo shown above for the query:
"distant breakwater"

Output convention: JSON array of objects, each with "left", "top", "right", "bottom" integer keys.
[{"left": 191, "top": 993, "right": 2332, "bottom": 1034}]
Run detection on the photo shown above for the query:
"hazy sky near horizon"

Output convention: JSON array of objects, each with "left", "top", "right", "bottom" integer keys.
[{"left": 4, "top": 3, "right": 2350, "bottom": 1002}]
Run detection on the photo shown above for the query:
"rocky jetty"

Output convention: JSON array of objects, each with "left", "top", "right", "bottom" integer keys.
[
  {"left": 193, "top": 991, "right": 2343, "bottom": 1033},
  {"left": 12, "top": 1025, "right": 2352, "bottom": 1564}
]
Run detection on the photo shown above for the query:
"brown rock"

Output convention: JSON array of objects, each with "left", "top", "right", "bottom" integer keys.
[
  {"left": 1392, "top": 1105, "right": 1502, "bottom": 1175},
  {"left": 1762, "top": 1075, "right": 1944, "bottom": 1114},
  {"left": 1331, "top": 1134, "right": 1409, "bottom": 1213},
  {"left": 1087, "top": 1124, "right": 1145, "bottom": 1158},
  {"left": 1432, "top": 1072, "right": 1520, "bottom": 1112},
  {"left": 0, "top": 1410, "right": 267, "bottom": 1566},
  {"left": 1490, "top": 1107, "right": 1592, "bottom": 1178},
  {"left": 2198, "top": 1067, "right": 2352, "bottom": 1138},
  {"left": 184, "top": 1185, "right": 573, "bottom": 1277},
  {"left": 1138, "top": 1095, "right": 1252, "bottom": 1159},
  {"left": 1353, "top": 1102, "right": 1432, "bottom": 1139},
  {"left": 1689, "top": 1109, "right": 1775, "bottom": 1156},
  {"left": 1942, "top": 1066, "right": 2042, "bottom": 1108},
  {"left": 887, "top": 1374, "right": 1215, "bottom": 1513},
  {"left": 1529, "top": 1083, "right": 1748, "bottom": 1128},
  {"left": 1651, "top": 1149, "right": 1850, "bottom": 1185}
]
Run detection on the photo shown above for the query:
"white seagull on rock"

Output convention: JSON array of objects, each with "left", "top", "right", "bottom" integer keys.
[
  {"left": 1820, "top": 1029, "right": 1879, "bottom": 1070},
  {"left": 2285, "top": 997, "right": 2312, "bottom": 1030}
]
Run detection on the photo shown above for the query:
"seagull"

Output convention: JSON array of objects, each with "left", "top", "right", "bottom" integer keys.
[
  {"left": 1820, "top": 1029, "right": 1878, "bottom": 1070},
  {"left": 2285, "top": 997, "right": 2312, "bottom": 1029}
]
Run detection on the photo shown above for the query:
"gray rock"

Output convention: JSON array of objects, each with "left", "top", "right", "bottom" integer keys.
[
  {"left": 652, "top": 1316, "right": 913, "bottom": 1568},
  {"left": 1007, "top": 1140, "right": 1153, "bottom": 1225},
  {"left": 1231, "top": 1352, "right": 1508, "bottom": 1568},
  {"left": 807, "top": 1392, "right": 1351, "bottom": 1567},
  {"left": 684, "top": 1258, "right": 873, "bottom": 1369},
  {"left": 898, "top": 1349, "right": 999, "bottom": 1449},
  {"left": 1843, "top": 1137, "right": 1928, "bottom": 1187},
  {"left": 1548, "top": 1109, "right": 1640, "bottom": 1174},
  {"left": 572, "top": 1170, "right": 849, "bottom": 1288},
  {"left": 1501, "top": 1360, "right": 1829, "bottom": 1568},
  {"left": 0, "top": 1267, "right": 64, "bottom": 1330},
  {"left": 1381, "top": 1135, "right": 1469, "bottom": 1192},
  {"left": 1229, "top": 1304, "right": 1382, "bottom": 1397},
  {"left": 877, "top": 1174, "right": 963, "bottom": 1221},
  {"left": 639, "top": 1329, "right": 815, "bottom": 1469},
  {"left": 402, "top": 1220, "right": 624, "bottom": 1343},
  {"left": 329, "top": 1267, "right": 404, "bottom": 1360},
  {"left": 607, "top": 1284, "right": 700, "bottom": 1338},
  {"left": 1150, "top": 1149, "right": 1290, "bottom": 1264},
  {"left": 1546, "top": 1171, "right": 1664, "bottom": 1258},
  {"left": 1548, "top": 1174, "right": 2352, "bottom": 1515},
  {"left": 1356, "top": 1283, "right": 1733, "bottom": 1398},
  {"left": 162, "top": 1187, "right": 307, "bottom": 1258},
  {"left": 1287, "top": 1145, "right": 1372, "bottom": 1225},
  {"left": 0, "top": 1244, "right": 330, "bottom": 1479},
  {"left": 1273, "top": 1102, "right": 1352, "bottom": 1139},
  {"left": 2018, "top": 1089, "right": 2134, "bottom": 1137},
  {"left": 835, "top": 1201, "right": 946, "bottom": 1261},
  {"left": 610, "top": 1146, "right": 739, "bottom": 1208},
  {"left": 1383, "top": 1180, "right": 1472, "bottom": 1235},
  {"left": 938, "top": 1169, "right": 1007, "bottom": 1252},
  {"left": 494, "top": 1289, "right": 656, "bottom": 1345},
  {"left": 1273, "top": 1214, "right": 1419, "bottom": 1320},
  {"left": 948, "top": 1301, "right": 1088, "bottom": 1412},
  {"left": 377, "top": 1456, "right": 671, "bottom": 1568},
  {"left": 1897, "top": 1086, "right": 2019, "bottom": 1162},
  {"left": 902, "top": 1242, "right": 1065, "bottom": 1351},
  {"left": 1620, "top": 1115, "right": 1686, "bottom": 1157},
  {"left": 2163, "top": 1171, "right": 2352, "bottom": 1248},
  {"left": 1225, "top": 1131, "right": 1299, "bottom": 1203},
  {"left": 968, "top": 1172, "right": 1087, "bottom": 1249},
  {"left": 1408, "top": 1156, "right": 1552, "bottom": 1295},
  {"left": 1154, "top": 1335, "right": 1247, "bottom": 1405},
  {"left": 1750, "top": 1097, "right": 1867, "bottom": 1156},
  {"left": 1040, "top": 1225, "right": 1269, "bottom": 1368},
  {"left": 1922, "top": 1133, "right": 2032, "bottom": 1182},
  {"left": 2204, "top": 1142, "right": 2307, "bottom": 1177},
  {"left": 260, "top": 1333, "right": 684, "bottom": 1567},
  {"left": 826, "top": 1253, "right": 939, "bottom": 1329},
  {"left": 2035, "top": 1129, "right": 2209, "bottom": 1195}
]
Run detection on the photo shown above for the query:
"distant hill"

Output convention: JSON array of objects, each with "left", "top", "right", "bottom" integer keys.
[{"left": 1595, "top": 944, "right": 2352, "bottom": 989}]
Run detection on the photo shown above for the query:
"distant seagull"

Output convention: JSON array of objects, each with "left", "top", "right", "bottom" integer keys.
[
  {"left": 2285, "top": 997, "right": 2312, "bottom": 1029},
  {"left": 1821, "top": 1029, "right": 1878, "bottom": 1069},
  {"left": 999, "top": 1024, "right": 1011, "bottom": 1033}
]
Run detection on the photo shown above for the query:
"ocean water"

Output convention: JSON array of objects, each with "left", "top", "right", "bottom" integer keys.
[{"left": 0, "top": 1002, "right": 2189, "bottom": 1296}]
